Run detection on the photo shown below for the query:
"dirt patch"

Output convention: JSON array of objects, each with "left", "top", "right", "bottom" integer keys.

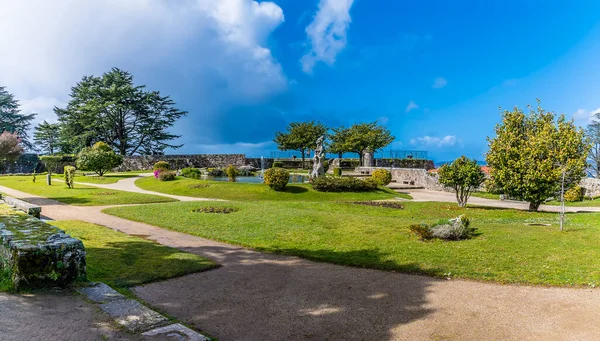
[
  {"left": 191, "top": 207, "right": 239, "bottom": 214},
  {"left": 350, "top": 201, "right": 404, "bottom": 209}
]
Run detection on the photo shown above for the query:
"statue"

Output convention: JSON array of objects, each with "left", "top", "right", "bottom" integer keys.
[{"left": 310, "top": 135, "right": 325, "bottom": 179}]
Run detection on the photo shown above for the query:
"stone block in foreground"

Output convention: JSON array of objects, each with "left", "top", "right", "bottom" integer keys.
[
  {"left": 2, "top": 196, "right": 41, "bottom": 218},
  {"left": 0, "top": 215, "right": 86, "bottom": 289}
]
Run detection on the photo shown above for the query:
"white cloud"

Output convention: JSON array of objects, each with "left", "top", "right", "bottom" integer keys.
[
  {"left": 410, "top": 135, "right": 458, "bottom": 148},
  {"left": 573, "top": 108, "right": 600, "bottom": 126},
  {"left": 405, "top": 100, "right": 419, "bottom": 113},
  {"left": 0, "top": 0, "right": 287, "bottom": 123},
  {"left": 301, "top": 0, "right": 355, "bottom": 73},
  {"left": 432, "top": 77, "right": 447, "bottom": 89}
]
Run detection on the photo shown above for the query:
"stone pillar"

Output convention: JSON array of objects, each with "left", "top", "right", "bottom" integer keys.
[{"left": 363, "top": 150, "right": 374, "bottom": 167}]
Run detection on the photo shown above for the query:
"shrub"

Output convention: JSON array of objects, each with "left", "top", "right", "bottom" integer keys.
[
  {"left": 181, "top": 167, "right": 201, "bottom": 179},
  {"left": 64, "top": 166, "right": 76, "bottom": 189},
  {"left": 158, "top": 170, "right": 176, "bottom": 181},
  {"left": 409, "top": 215, "right": 476, "bottom": 241},
  {"left": 312, "top": 176, "right": 377, "bottom": 192},
  {"left": 272, "top": 161, "right": 283, "bottom": 168},
  {"left": 76, "top": 142, "right": 123, "bottom": 176},
  {"left": 225, "top": 164, "right": 239, "bottom": 182},
  {"left": 333, "top": 167, "right": 342, "bottom": 177},
  {"left": 208, "top": 168, "right": 226, "bottom": 177},
  {"left": 564, "top": 185, "right": 584, "bottom": 202},
  {"left": 264, "top": 167, "right": 290, "bottom": 191},
  {"left": 153, "top": 161, "right": 170, "bottom": 171},
  {"left": 371, "top": 169, "right": 392, "bottom": 186}
]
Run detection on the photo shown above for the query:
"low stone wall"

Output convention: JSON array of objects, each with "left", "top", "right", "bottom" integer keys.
[
  {"left": 246, "top": 157, "right": 274, "bottom": 169},
  {"left": 374, "top": 159, "right": 435, "bottom": 170},
  {"left": 580, "top": 178, "right": 600, "bottom": 198},
  {"left": 2, "top": 196, "right": 41, "bottom": 218},
  {"left": 117, "top": 154, "right": 246, "bottom": 171},
  {"left": 0, "top": 213, "right": 86, "bottom": 289},
  {"left": 356, "top": 167, "right": 450, "bottom": 191}
]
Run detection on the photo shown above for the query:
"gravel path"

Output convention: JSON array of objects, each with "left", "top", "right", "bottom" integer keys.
[
  {"left": 2, "top": 180, "right": 600, "bottom": 340},
  {"left": 0, "top": 290, "right": 140, "bottom": 341},
  {"left": 402, "top": 188, "right": 600, "bottom": 212}
]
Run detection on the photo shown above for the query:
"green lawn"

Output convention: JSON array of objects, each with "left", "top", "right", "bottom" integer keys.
[
  {"left": 51, "top": 220, "right": 217, "bottom": 288},
  {"left": 52, "top": 172, "right": 141, "bottom": 184},
  {"left": 0, "top": 176, "right": 175, "bottom": 206},
  {"left": 105, "top": 200, "right": 600, "bottom": 287},
  {"left": 135, "top": 175, "right": 409, "bottom": 201}
]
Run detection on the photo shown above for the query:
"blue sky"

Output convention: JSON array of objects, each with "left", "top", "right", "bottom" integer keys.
[{"left": 1, "top": 1, "right": 600, "bottom": 161}]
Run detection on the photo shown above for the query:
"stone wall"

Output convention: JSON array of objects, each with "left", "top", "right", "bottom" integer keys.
[
  {"left": 580, "top": 178, "right": 600, "bottom": 198},
  {"left": 117, "top": 154, "right": 247, "bottom": 171},
  {"left": 356, "top": 167, "right": 450, "bottom": 191},
  {"left": 374, "top": 159, "right": 435, "bottom": 170},
  {"left": 0, "top": 212, "right": 86, "bottom": 289}
]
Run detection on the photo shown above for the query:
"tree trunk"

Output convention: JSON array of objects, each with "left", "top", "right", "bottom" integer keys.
[
  {"left": 528, "top": 201, "right": 541, "bottom": 212},
  {"left": 300, "top": 149, "right": 305, "bottom": 169},
  {"left": 46, "top": 173, "right": 52, "bottom": 186}
]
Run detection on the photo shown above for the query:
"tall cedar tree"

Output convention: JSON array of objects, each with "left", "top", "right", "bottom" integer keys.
[
  {"left": 486, "top": 103, "right": 589, "bottom": 211},
  {"left": 0, "top": 86, "right": 36, "bottom": 149},
  {"left": 55, "top": 68, "right": 187, "bottom": 155},
  {"left": 274, "top": 121, "right": 328, "bottom": 168},
  {"left": 33, "top": 121, "right": 61, "bottom": 154}
]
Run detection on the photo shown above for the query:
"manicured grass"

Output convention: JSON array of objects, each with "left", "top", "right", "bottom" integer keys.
[
  {"left": 52, "top": 172, "right": 140, "bottom": 184},
  {"left": 135, "top": 175, "right": 409, "bottom": 201},
  {"left": 0, "top": 176, "right": 176, "bottom": 206},
  {"left": 105, "top": 201, "right": 600, "bottom": 287},
  {"left": 51, "top": 220, "right": 217, "bottom": 288},
  {"left": 0, "top": 205, "right": 15, "bottom": 291}
]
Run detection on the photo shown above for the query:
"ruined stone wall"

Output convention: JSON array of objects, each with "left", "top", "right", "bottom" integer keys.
[{"left": 116, "top": 154, "right": 247, "bottom": 171}]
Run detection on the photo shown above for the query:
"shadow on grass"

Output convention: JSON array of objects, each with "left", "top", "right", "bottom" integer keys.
[
  {"left": 281, "top": 185, "right": 309, "bottom": 194},
  {"left": 141, "top": 243, "right": 437, "bottom": 341},
  {"left": 83, "top": 240, "right": 217, "bottom": 288}
]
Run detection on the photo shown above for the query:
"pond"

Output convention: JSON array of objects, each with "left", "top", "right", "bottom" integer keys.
[{"left": 203, "top": 174, "right": 308, "bottom": 184}]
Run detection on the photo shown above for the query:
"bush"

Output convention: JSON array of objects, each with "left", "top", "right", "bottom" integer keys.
[
  {"left": 312, "top": 176, "right": 378, "bottom": 192},
  {"left": 153, "top": 161, "right": 170, "bottom": 171},
  {"left": 181, "top": 167, "right": 201, "bottom": 179},
  {"left": 76, "top": 142, "right": 123, "bottom": 176},
  {"left": 333, "top": 167, "right": 342, "bottom": 177},
  {"left": 263, "top": 167, "right": 290, "bottom": 191},
  {"left": 207, "top": 168, "right": 225, "bottom": 177},
  {"left": 272, "top": 161, "right": 283, "bottom": 168},
  {"left": 409, "top": 215, "right": 477, "bottom": 241},
  {"left": 371, "top": 169, "right": 392, "bottom": 186},
  {"left": 564, "top": 185, "right": 584, "bottom": 202},
  {"left": 64, "top": 166, "right": 76, "bottom": 189},
  {"left": 158, "top": 170, "right": 176, "bottom": 181},
  {"left": 225, "top": 164, "right": 239, "bottom": 182}
]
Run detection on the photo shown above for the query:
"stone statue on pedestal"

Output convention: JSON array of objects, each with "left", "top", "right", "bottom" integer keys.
[{"left": 310, "top": 135, "right": 325, "bottom": 179}]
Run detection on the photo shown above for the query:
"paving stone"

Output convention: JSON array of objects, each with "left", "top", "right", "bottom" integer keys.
[
  {"left": 142, "top": 323, "right": 210, "bottom": 341},
  {"left": 77, "top": 282, "right": 125, "bottom": 303},
  {"left": 100, "top": 298, "right": 169, "bottom": 332}
]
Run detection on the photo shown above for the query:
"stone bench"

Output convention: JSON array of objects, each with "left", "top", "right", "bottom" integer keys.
[
  {"left": 0, "top": 214, "right": 86, "bottom": 289},
  {"left": 1, "top": 195, "right": 41, "bottom": 218}
]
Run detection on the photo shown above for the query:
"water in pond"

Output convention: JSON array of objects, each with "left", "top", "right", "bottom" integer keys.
[{"left": 202, "top": 175, "right": 308, "bottom": 184}]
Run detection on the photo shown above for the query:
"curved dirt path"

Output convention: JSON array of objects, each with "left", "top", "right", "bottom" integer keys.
[
  {"left": 402, "top": 188, "right": 600, "bottom": 213},
  {"left": 67, "top": 174, "right": 223, "bottom": 202},
  {"left": 1, "top": 184, "right": 600, "bottom": 340}
]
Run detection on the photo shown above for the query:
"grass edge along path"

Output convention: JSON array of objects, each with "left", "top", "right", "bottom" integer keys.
[
  {"left": 135, "top": 175, "right": 410, "bottom": 201},
  {"left": 0, "top": 176, "right": 176, "bottom": 206},
  {"left": 51, "top": 220, "right": 218, "bottom": 289},
  {"left": 104, "top": 200, "right": 600, "bottom": 287}
]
